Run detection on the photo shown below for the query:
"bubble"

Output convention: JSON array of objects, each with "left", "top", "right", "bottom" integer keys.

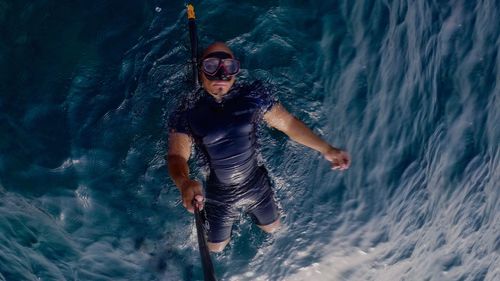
[{"left": 155, "top": 7, "right": 162, "bottom": 13}]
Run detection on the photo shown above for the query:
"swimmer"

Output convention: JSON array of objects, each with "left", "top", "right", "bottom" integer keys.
[{"left": 168, "top": 42, "right": 350, "bottom": 252}]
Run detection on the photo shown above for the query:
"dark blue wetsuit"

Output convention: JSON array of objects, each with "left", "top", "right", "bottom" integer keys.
[{"left": 169, "top": 81, "right": 279, "bottom": 243}]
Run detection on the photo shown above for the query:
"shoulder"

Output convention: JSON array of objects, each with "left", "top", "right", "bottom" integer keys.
[
  {"left": 237, "top": 80, "right": 270, "bottom": 93},
  {"left": 235, "top": 81, "right": 275, "bottom": 101},
  {"left": 168, "top": 90, "right": 205, "bottom": 133},
  {"left": 170, "top": 89, "right": 205, "bottom": 116},
  {"left": 239, "top": 81, "right": 278, "bottom": 113},
  {"left": 169, "top": 100, "right": 191, "bottom": 122}
]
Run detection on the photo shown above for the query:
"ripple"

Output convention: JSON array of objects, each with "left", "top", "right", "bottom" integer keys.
[{"left": 1, "top": 0, "right": 499, "bottom": 280}]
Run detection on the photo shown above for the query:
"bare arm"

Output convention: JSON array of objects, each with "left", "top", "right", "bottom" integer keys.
[
  {"left": 167, "top": 132, "right": 203, "bottom": 212},
  {"left": 263, "top": 104, "right": 350, "bottom": 170}
]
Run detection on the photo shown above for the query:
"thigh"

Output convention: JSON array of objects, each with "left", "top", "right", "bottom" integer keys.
[
  {"left": 244, "top": 168, "right": 280, "bottom": 226},
  {"left": 246, "top": 191, "right": 279, "bottom": 226},
  {"left": 204, "top": 200, "right": 239, "bottom": 243}
]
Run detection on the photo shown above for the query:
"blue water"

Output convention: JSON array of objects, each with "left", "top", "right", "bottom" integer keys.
[{"left": 1, "top": 0, "right": 498, "bottom": 280}]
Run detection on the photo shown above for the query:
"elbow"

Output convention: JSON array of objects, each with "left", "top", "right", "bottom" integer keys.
[{"left": 167, "top": 154, "right": 188, "bottom": 167}]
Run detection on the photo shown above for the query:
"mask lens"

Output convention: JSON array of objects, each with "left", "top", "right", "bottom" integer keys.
[
  {"left": 222, "top": 59, "right": 240, "bottom": 75},
  {"left": 202, "top": 58, "right": 221, "bottom": 75}
]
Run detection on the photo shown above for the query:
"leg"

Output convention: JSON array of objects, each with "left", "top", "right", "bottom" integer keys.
[
  {"left": 257, "top": 218, "right": 281, "bottom": 233},
  {"left": 247, "top": 189, "right": 280, "bottom": 233},
  {"left": 204, "top": 199, "right": 237, "bottom": 252},
  {"left": 207, "top": 238, "right": 231, "bottom": 253}
]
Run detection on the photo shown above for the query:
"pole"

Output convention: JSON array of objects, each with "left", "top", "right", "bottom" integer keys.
[
  {"left": 187, "top": 4, "right": 217, "bottom": 281},
  {"left": 187, "top": 4, "right": 199, "bottom": 86},
  {"left": 194, "top": 204, "right": 217, "bottom": 281}
]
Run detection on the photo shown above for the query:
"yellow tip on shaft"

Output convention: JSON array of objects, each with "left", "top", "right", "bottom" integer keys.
[{"left": 187, "top": 4, "right": 196, "bottom": 20}]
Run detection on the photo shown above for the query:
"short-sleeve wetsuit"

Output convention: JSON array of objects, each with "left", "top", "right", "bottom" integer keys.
[{"left": 169, "top": 81, "right": 280, "bottom": 243}]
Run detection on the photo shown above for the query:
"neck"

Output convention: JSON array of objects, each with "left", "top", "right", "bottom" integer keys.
[
  {"left": 205, "top": 87, "right": 231, "bottom": 102},
  {"left": 207, "top": 91, "right": 224, "bottom": 102}
]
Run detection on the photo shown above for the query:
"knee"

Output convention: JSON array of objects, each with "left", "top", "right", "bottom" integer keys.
[
  {"left": 208, "top": 243, "right": 225, "bottom": 253},
  {"left": 259, "top": 219, "right": 281, "bottom": 233},
  {"left": 207, "top": 239, "right": 230, "bottom": 253}
]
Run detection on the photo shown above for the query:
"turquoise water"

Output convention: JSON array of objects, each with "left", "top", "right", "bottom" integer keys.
[{"left": 1, "top": 0, "right": 499, "bottom": 280}]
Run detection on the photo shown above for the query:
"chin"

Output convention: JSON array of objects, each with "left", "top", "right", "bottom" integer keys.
[
  {"left": 210, "top": 83, "right": 231, "bottom": 92},
  {"left": 202, "top": 75, "right": 235, "bottom": 95}
]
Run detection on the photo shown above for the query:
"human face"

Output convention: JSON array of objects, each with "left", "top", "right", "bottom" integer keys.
[{"left": 201, "top": 51, "right": 237, "bottom": 99}]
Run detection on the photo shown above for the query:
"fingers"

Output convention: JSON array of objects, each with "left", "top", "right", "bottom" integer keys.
[
  {"left": 186, "top": 196, "right": 204, "bottom": 213},
  {"left": 193, "top": 194, "right": 204, "bottom": 211},
  {"left": 181, "top": 180, "right": 204, "bottom": 213},
  {"left": 331, "top": 158, "right": 341, "bottom": 170},
  {"left": 331, "top": 159, "right": 349, "bottom": 170},
  {"left": 183, "top": 196, "right": 195, "bottom": 213},
  {"left": 329, "top": 150, "right": 351, "bottom": 171},
  {"left": 331, "top": 163, "right": 348, "bottom": 170}
]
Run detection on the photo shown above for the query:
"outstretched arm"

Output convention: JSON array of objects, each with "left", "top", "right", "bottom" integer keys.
[
  {"left": 263, "top": 104, "right": 350, "bottom": 170},
  {"left": 167, "top": 132, "right": 204, "bottom": 212}
]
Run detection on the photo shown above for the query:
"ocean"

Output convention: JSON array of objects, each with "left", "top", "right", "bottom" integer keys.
[{"left": 0, "top": 0, "right": 498, "bottom": 280}]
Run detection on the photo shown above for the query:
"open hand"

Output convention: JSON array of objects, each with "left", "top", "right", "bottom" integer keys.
[
  {"left": 180, "top": 179, "right": 204, "bottom": 213},
  {"left": 323, "top": 147, "right": 350, "bottom": 171}
]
